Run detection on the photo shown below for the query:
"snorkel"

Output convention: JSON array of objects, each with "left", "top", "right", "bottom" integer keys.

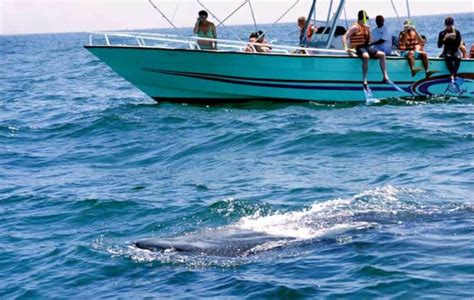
[{"left": 363, "top": 10, "right": 368, "bottom": 25}]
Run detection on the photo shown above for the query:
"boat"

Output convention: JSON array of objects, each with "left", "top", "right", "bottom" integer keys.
[{"left": 85, "top": 0, "right": 474, "bottom": 103}]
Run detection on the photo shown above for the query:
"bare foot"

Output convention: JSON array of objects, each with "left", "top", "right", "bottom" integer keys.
[
  {"left": 425, "top": 70, "right": 439, "bottom": 78},
  {"left": 411, "top": 67, "right": 422, "bottom": 77}
]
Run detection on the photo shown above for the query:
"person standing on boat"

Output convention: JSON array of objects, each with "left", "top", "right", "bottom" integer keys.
[
  {"left": 193, "top": 10, "right": 217, "bottom": 50},
  {"left": 370, "top": 15, "right": 392, "bottom": 56},
  {"left": 398, "top": 20, "right": 433, "bottom": 77},
  {"left": 438, "top": 17, "right": 462, "bottom": 81},
  {"left": 342, "top": 10, "right": 390, "bottom": 90},
  {"left": 297, "top": 16, "right": 317, "bottom": 45}
]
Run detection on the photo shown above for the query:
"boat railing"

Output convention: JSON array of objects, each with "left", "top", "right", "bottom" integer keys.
[{"left": 88, "top": 31, "right": 349, "bottom": 56}]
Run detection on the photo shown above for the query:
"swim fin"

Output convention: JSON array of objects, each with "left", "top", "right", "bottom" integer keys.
[
  {"left": 363, "top": 83, "right": 379, "bottom": 104},
  {"left": 384, "top": 78, "right": 409, "bottom": 94}
]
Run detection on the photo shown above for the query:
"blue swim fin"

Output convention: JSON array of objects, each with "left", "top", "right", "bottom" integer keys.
[{"left": 363, "top": 84, "right": 379, "bottom": 104}]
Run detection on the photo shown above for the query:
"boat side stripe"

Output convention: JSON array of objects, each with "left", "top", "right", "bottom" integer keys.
[
  {"left": 142, "top": 67, "right": 413, "bottom": 85},
  {"left": 143, "top": 68, "right": 400, "bottom": 91}
]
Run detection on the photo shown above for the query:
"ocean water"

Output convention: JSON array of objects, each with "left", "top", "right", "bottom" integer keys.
[{"left": 1, "top": 13, "right": 474, "bottom": 299}]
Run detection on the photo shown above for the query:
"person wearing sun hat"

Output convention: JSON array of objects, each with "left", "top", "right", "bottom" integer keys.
[
  {"left": 438, "top": 16, "right": 462, "bottom": 81},
  {"left": 398, "top": 19, "right": 434, "bottom": 77}
]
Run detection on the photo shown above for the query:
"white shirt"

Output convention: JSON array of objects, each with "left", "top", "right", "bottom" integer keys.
[{"left": 372, "top": 25, "right": 392, "bottom": 55}]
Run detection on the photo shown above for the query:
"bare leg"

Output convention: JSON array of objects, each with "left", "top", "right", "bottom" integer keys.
[
  {"left": 420, "top": 52, "right": 429, "bottom": 72},
  {"left": 460, "top": 44, "right": 467, "bottom": 59},
  {"left": 375, "top": 52, "right": 389, "bottom": 80},
  {"left": 420, "top": 51, "right": 437, "bottom": 78},
  {"left": 362, "top": 53, "right": 369, "bottom": 85},
  {"left": 407, "top": 51, "right": 417, "bottom": 76}
]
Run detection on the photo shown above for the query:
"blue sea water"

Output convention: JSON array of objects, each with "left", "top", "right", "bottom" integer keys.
[{"left": 1, "top": 12, "right": 474, "bottom": 299}]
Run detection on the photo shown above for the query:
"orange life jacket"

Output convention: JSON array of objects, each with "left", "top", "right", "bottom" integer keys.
[
  {"left": 399, "top": 31, "right": 420, "bottom": 51},
  {"left": 300, "top": 24, "right": 315, "bottom": 41},
  {"left": 349, "top": 23, "right": 369, "bottom": 48}
]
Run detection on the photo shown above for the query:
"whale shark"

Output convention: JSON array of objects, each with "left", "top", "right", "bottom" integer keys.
[
  {"left": 135, "top": 228, "right": 295, "bottom": 257},
  {"left": 134, "top": 187, "right": 474, "bottom": 258}
]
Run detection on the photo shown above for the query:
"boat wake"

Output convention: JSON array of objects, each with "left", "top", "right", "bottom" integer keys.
[{"left": 95, "top": 186, "right": 472, "bottom": 267}]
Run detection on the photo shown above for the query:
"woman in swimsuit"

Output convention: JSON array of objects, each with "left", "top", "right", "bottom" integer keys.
[{"left": 193, "top": 10, "right": 217, "bottom": 50}]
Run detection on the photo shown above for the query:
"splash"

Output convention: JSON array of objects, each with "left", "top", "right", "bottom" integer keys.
[{"left": 113, "top": 186, "right": 471, "bottom": 266}]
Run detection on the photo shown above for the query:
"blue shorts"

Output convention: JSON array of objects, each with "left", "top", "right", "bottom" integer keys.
[
  {"left": 401, "top": 50, "right": 421, "bottom": 58},
  {"left": 356, "top": 46, "right": 379, "bottom": 58}
]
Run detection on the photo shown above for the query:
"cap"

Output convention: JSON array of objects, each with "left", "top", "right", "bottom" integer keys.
[
  {"left": 358, "top": 10, "right": 369, "bottom": 21},
  {"left": 445, "top": 17, "right": 454, "bottom": 25}
]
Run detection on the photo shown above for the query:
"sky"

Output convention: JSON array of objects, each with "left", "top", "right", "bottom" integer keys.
[{"left": 1, "top": 0, "right": 473, "bottom": 35}]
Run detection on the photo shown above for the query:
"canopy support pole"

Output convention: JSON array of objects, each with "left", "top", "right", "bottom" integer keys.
[
  {"left": 406, "top": 0, "right": 412, "bottom": 21},
  {"left": 300, "top": 0, "right": 317, "bottom": 45},
  {"left": 390, "top": 0, "right": 403, "bottom": 27},
  {"left": 326, "top": 0, "right": 346, "bottom": 49}
]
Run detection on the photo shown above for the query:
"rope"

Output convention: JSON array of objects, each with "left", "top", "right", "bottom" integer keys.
[
  {"left": 343, "top": 6, "right": 349, "bottom": 29},
  {"left": 196, "top": 0, "right": 245, "bottom": 43},
  {"left": 171, "top": 0, "right": 181, "bottom": 22},
  {"left": 148, "top": 0, "right": 179, "bottom": 30},
  {"left": 263, "top": 0, "right": 300, "bottom": 39},
  {"left": 201, "top": 0, "right": 248, "bottom": 29},
  {"left": 248, "top": 0, "right": 258, "bottom": 32}
]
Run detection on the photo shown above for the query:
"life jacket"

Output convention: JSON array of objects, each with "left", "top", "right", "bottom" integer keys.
[
  {"left": 399, "top": 30, "right": 420, "bottom": 51},
  {"left": 349, "top": 23, "right": 369, "bottom": 48},
  {"left": 470, "top": 45, "right": 474, "bottom": 59},
  {"left": 300, "top": 24, "right": 315, "bottom": 41}
]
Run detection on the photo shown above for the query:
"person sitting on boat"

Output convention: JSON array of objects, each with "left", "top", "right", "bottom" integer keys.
[
  {"left": 193, "top": 10, "right": 217, "bottom": 50},
  {"left": 370, "top": 15, "right": 392, "bottom": 56},
  {"left": 438, "top": 17, "right": 462, "bottom": 81},
  {"left": 470, "top": 44, "right": 474, "bottom": 59},
  {"left": 342, "top": 10, "right": 390, "bottom": 90},
  {"left": 398, "top": 20, "right": 434, "bottom": 77},
  {"left": 245, "top": 32, "right": 258, "bottom": 52},
  {"left": 297, "top": 16, "right": 317, "bottom": 45},
  {"left": 255, "top": 31, "right": 272, "bottom": 53},
  {"left": 245, "top": 31, "right": 272, "bottom": 53}
]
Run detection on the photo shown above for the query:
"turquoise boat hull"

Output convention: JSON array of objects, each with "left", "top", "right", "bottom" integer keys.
[{"left": 85, "top": 45, "right": 474, "bottom": 102}]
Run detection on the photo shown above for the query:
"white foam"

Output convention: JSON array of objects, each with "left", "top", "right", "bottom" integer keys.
[{"left": 233, "top": 186, "right": 423, "bottom": 240}]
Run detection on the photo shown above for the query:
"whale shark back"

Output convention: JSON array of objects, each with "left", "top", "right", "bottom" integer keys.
[{"left": 135, "top": 228, "right": 293, "bottom": 257}]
